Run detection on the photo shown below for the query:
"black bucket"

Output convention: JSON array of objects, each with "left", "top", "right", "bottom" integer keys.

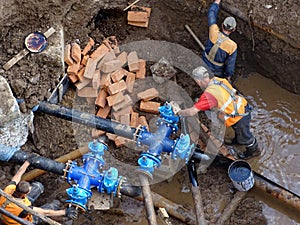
[{"left": 228, "top": 160, "right": 254, "bottom": 192}]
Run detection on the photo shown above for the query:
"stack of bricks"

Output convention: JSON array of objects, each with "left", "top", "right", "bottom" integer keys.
[
  {"left": 64, "top": 36, "right": 161, "bottom": 147},
  {"left": 127, "top": 5, "right": 151, "bottom": 28}
]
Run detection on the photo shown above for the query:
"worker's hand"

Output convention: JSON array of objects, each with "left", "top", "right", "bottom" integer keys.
[
  {"left": 65, "top": 207, "right": 78, "bottom": 220},
  {"left": 215, "top": 0, "right": 221, "bottom": 4},
  {"left": 170, "top": 101, "right": 181, "bottom": 114}
]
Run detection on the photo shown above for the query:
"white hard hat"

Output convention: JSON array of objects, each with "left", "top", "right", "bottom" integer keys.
[
  {"left": 192, "top": 66, "right": 209, "bottom": 80},
  {"left": 223, "top": 16, "right": 237, "bottom": 31}
]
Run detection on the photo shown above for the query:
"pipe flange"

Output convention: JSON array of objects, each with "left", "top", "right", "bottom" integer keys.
[
  {"left": 133, "top": 125, "right": 143, "bottom": 142},
  {"left": 136, "top": 169, "right": 153, "bottom": 181},
  {"left": 62, "top": 160, "right": 72, "bottom": 179}
]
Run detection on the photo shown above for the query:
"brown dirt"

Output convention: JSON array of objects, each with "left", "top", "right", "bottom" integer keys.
[{"left": 0, "top": 0, "right": 299, "bottom": 224}]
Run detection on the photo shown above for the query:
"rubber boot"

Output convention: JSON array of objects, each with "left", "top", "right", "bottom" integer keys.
[
  {"left": 27, "top": 181, "right": 44, "bottom": 204},
  {"left": 239, "top": 138, "right": 260, "bottom": 159}
]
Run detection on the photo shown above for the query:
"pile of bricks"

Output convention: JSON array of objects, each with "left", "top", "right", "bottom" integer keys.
[
  {"left": 64, "top": 36, "right": 161, "bottom": 147},
  {"left": 127, "top": 6, "right": 151, "bottom": 28}
]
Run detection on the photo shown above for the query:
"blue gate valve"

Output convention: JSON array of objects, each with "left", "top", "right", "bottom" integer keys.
[
  {"left": 64, "top": 140, "right": 123, "bottom": 211},
  {"left": 172, "top": 134, "right": 194, "bottom": 163},
  {"left": 136, "top": 102, "right": 194, "bottom": 178}
]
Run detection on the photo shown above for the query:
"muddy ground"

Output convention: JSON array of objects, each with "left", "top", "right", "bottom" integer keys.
[{"left": 0, "top": 0, "right": 299, "bottom": 224}]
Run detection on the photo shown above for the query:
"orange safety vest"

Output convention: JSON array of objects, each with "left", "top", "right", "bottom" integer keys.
[
  {"left": 0, "top": 184, "right": 33, "bottom": 225},
  {"left": 205, "top": 77, "right": 248, "bottom": 127}
]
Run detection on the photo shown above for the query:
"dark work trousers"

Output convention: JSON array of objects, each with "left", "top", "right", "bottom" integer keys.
[{"left": 231, "top": 105, "right": 255, "bottom": 146}]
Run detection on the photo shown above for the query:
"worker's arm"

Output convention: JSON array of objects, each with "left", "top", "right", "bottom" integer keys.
[
  {"left": 224, "top": 49, "right": 237, "bottom": 78},
  {"left": 11, "top": 161, "right": 30, "bottom": 184},
  {"left": 207, "top": 0, "right": 221, "bottom": 27},
  {"left": 178, "top": 106, "right": 199, "bottom": 117},
  {"left": 33, "top": 207, "right": 78, "bottom": 219}
]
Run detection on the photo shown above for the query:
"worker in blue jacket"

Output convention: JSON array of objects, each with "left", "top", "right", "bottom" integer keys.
[{"left": 202, "top": 0, "right": 237, "bottom": 81}]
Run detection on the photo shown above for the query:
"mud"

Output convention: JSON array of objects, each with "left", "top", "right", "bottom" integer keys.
[{"left": 0, "top": 0, "right": 299, "bottom": 224}]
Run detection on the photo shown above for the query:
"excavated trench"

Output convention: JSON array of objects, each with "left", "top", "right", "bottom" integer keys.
[{"left": 0, "top": 0, "right": 299, "bottom": 225}]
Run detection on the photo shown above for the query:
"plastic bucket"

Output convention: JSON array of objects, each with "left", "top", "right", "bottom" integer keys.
[{"left": 228, "top": 160, "right": 254, "bottom": 192}]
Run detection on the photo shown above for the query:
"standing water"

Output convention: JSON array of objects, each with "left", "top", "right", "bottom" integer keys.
[{"left": 236, "top": 72, "right": 300, "bottom": 225}]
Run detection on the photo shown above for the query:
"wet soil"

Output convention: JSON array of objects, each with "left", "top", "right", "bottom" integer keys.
[{"left": 0, "top": 0, "right": 299, "bottom": 224}]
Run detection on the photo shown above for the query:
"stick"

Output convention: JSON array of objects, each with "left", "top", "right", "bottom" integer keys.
[
  {"left": 22, "top": 146, "right": 89, "bottom": 181},
  {"left": 0, "top": 207, "right": 33, "bottom": 225},
  {"left": 215, "top": 191, "right": 247, "bottom": 225},
  {"left": 185, "top": 25, "right": 205, "bottom": 51},
  {"left": 123, "top": 0, "right": 141, "bottom": 11},
  {"left": 139, "top": 174, "right": 157, "bottom": 225},
  {"left": 191, "top": 186, "right": 206, "bottom": 225},
  {"left": 0, "top": 189, "right": 61, "bottom": 225},
  {"left": 2, "top": 27, "right": 56, "bottom": 71}
]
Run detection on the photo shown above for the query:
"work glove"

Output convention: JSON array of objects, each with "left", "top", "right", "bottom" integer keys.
[
  {"left": 170, "top": 101, "right": 181, "bottom": 114},
  {"left": 65, "top": 207, "right": 78, "bottom": 220}
]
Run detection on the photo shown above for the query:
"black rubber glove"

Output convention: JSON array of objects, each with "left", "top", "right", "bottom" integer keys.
[{"left": 65, "top": 207, "right": 78, "bottom": 220}]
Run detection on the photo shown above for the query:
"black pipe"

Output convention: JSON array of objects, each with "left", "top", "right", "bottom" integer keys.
[
  {"left": 9, "top": 151, "right": 65, "bottom": 176},
  {"left": 187, "top": 160, "right": 198, "bottom": 187},
  {"left": 120, "top": 181, "right": 142, "bottom": 197},
  {"left": 34, "top": 101, "right": 136, "bottom": 140},
  {"left": 0, "top": 207, "right": 33, "bottom": 225}
]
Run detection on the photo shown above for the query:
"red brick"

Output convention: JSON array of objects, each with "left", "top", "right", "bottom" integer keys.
[
  {"left": 91, "top": 128, "right": 106, "bottom": 138},
  {"left": 112, "top": 106, "right": 132, "bottom": 121},
  {"left": 83, "top": 58, "right": 97, "bottom": 79},
  {"left": 138, "top": 116, "right": 149, "bottom": 130},
  {"left": 71, "top": 43, "right": 81, "bottom": 64},
  {"left": 127, "top": 51, "right": 140, "bottom": 72},
  {"left": 137, "top": 88, "right": 159, "bottom": 101},
  {"left": 140, "top": 101, "right": 160, "bottom": 114},
  {"left": 68, "top": 74, "right": 79, "bottom": 83},
  {"left": 114, "top": 46, "right": 120, "bottom": 54},
  {"left": 128, "top": 21, "right": 149, "bottom": 28},
  {"left": 130, "top": 111, "right": 139, "bottom": 127},
  {"left": 136, "top": 60, "right": 146, "bottom": 79},
  {"left": 97, "top": 50, "right": 116, "bottom": 69},
  {"left": 131, "top": 6, "right": 152, "bottom": 17},
  {"left": 111, "top": 69, "right": 126, "bottom": 82},
  {"left": 95, "top": 89, "right": 108, "bottom": 108},
  {"left": 120, "top": 114, "right": 130, "bottom": 125},
  {"left": 117, "top": 51, "right": 127, "bottom": 67},
  {"left": 75, "top": 78, "right": 91, "bottom": 90},
  {"left": 81, "top": 55, "right": 89, "bottom": 66},
  {"left": 127, "top": 11, "right": 148, "bottom": 22},
  {"left": 77, "top": 67, "right": 85, "bottom": 81},
  {"left": 106, "top": 92, "right": 125, "bottom": 107},
  {"left": 90, "top": 44, "right": 110, "bottom": 61},
  {"left": 107, "top": 80, "right": 127, "bottom": 95},
  {"left": 67, "top": 63, "right": 80, "bottom": 76},
  {"left": 101, "top": 59, "right": 122, "bottom": 74},
  {"left": 112, "top": 94, "right": 132, "bottom": 111},
  {"left": 100, "top": 73, "right": 112, "bottom": 89},
  {"left": 92, "top": 70, "right": 101, "bottom": 89},
  {"left": 77, "top": 87, "right": 98, "bottom": 98},
  {"left": 96, "top": 104, "right": 111, "bottom": 118},
  {"left": 82, "top": 38, "right": 95, "bottom": 56},
  {"left": 106, "top": 133, "right": 117, "bottom": 141},
  {"left": 64, "top": 44, "right": 74, "bottom": 66},
  {"left": 125, "top": 72, "right": 136, "bottom": 93},
  {"left": 114, "top": 136, "right": 129, "bottom": 147}
]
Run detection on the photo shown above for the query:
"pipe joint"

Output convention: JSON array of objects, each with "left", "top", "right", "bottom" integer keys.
[{"left": 172, "top": 134, "right": 194, "bottom": 163}]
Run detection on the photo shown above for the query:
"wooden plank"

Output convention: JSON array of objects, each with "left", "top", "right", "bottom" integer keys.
[{"left": 2, "top": 27, "right": 56, "bottom": 71}]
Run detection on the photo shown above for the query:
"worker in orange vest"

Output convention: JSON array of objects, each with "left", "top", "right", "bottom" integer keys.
[
  {"left": 0, "top": 160, "right": 77, "bottom": 225},
  {"left": 178, "top": 66, "right": 260, "bottom": 159}
]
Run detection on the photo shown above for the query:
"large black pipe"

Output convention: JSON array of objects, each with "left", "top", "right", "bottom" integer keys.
[
  {"left": 34, "top": 101, "right": 136, "bottom": 140},
  {"left": 9, "top": 151, "right": 65, "bottom": 176}
]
